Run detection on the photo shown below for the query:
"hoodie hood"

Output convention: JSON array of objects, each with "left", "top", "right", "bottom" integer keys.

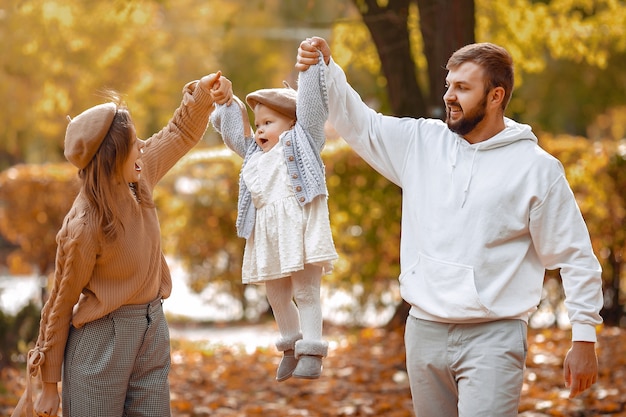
[
  {"left": 451, "top": 118, "right": 538, "bottom": 207},
  {"left": 479, "top": 117, "right": 538, "bottom": 149}
]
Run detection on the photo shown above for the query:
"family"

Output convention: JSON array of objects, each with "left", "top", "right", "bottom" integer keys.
[{"left": 13, "top": 36, "right": 603, "bottom": 417}]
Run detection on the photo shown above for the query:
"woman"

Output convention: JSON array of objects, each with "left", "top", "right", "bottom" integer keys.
[{"left": 12, "top": 72, "right": 232, "bottom": 417}]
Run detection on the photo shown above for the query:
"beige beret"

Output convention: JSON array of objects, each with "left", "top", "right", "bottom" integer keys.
[
  {"left": 246, "top": 86, "right": 297, "bottom": 120},
  {"left": 64, "top": 102, "right": 117, "bottom": 169}
]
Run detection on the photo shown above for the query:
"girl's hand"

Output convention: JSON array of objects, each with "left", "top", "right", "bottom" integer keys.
[
  {"left": 34, "top": 382, "right": 59, "bottom": 417},
  {"left": 296, "top": 36, "right": 331, "bottom": 71}
]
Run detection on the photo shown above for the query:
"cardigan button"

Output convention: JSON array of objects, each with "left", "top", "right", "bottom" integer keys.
[
  {"left": 295, "top": 186, "right": 302, "bottom": 192},
  {"left": 292, "top": 174, "right": 298, "bottom": 179},
  {"left": 285, "top": 141, "right": 292, "bottom": 146},
  {"left": 288, "top": 156, "right": 295, "bottom": 161},
  {"left": 299, "top": 197, "right": 305, "bottom": 202}
]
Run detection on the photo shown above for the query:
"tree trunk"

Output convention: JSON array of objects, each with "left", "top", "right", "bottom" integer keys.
[
  {"left": 356, "top": 0, "right": 426, "bottom": 117},
  {"left": 353, "top": 0, "right": 475, "bottom": 118},
  {"left": 386, "top": 299, "right": 411, "bottom": 330},
  {"left": 601, "top": 248, "right": 623, "bottom": 326},
  {"left": 417, "top": 0, "right": 475, "bottom": 118}
]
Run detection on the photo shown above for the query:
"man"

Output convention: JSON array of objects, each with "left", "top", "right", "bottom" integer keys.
[{"left": 296, "top": 37, "right": 603, "bottom": 416}]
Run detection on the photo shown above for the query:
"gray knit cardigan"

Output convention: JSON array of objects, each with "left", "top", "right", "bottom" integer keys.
[{"left": 210, "top": 55, "right": 329, "bottom": 239}]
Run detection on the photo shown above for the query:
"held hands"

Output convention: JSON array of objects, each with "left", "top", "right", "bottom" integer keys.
[
  {"left": 34, "top": 382, "right": 59, "bottom": 417},
  {"left": 208, "top": 76, "right": 251, "bottom": 136},
  {"left": 563, "top": 341, "right": 598, "bottom": 398},
  {"left": 201, "top": 71, "right": 233, "bottom": 106},
  {"left": 296, "top": 36, "right": 331, "bottom": 72}
]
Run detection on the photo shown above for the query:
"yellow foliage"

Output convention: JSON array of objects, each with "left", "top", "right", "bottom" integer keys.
[
  {"left": 332, "top": 21, "right": 381, "bottom": 75},
  {"left": 0, "top": 163, "right": 79, "bottom": 274},
  {"left": 477, "top": 0, "right": 626, "bottom": 74}
]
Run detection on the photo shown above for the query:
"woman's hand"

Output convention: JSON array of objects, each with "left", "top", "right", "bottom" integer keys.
[
  {"left": 34, "top": 382, "right": 59, "bottom": 417},
  {"left": 202, "top": 72, "right": 233, "bottom": 106}
]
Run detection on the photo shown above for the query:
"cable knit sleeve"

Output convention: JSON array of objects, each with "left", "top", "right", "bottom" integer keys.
[
  {"left": 141, "top": 79, "right": 216, "bottom": 187},
  {"left": 36, "top": 205, "right": 98, "bottom": 383},
  {"left": 210, "top": 96, "right": 255, "bottom": 158},
  {"left": 296, "top": 52, "right": 328, "bottom": 151}
]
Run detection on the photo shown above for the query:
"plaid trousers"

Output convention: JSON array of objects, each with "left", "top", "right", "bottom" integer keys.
[{"left": 62, "top": 298, "right": 171, "bottom": 417}]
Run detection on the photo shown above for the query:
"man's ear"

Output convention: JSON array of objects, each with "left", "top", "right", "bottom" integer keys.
[{"left": 490, "top": 86, "right": 506, "bottom": 107}]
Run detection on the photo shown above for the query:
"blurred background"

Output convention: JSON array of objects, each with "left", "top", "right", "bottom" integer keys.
[{"left": 0, "top": 0, "right": 625, "bottom": 369}]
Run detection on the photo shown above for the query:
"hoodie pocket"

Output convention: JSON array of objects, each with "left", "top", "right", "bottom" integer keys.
[{"left": 399, "top": 252, "right": 490, "bottom": 320}]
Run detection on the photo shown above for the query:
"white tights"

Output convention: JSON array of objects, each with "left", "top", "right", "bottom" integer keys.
[{"left": 265, "top": 264, "right": 323, "bottom": 342}]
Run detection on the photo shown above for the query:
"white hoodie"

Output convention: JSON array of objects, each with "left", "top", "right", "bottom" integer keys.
[{"left": 324, "top": 59, "right": 603, "bottom": 342}]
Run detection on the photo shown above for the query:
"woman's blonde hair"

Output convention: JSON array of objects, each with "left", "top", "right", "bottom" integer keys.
[{"left": 77, "top": 94, "right": 152, "bottom": 241}]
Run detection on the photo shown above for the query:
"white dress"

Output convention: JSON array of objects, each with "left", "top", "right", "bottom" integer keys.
[{"left": 241, "top": 138, "right": 338, "bottom": 284}]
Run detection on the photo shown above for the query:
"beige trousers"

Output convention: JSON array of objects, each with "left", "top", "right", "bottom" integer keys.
[{"left": 404, "top": 316, "right": 527, "bottom": 417}]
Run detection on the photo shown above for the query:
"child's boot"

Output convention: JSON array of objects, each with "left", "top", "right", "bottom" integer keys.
[
  {"left": 275, "top": 333, "right": 302, "bottom": 382},
  {"left": 293, "top": 339, "right": 328, "bottom": 379}
]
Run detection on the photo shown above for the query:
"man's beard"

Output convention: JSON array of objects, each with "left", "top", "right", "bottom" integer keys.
[{"left": 445, "top": 95, "right": 487, "bottom": 136}]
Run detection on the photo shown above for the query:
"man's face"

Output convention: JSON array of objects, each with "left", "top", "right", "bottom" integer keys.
[{"left": 444, "top": 62, "right": 489, "bottom": 137}]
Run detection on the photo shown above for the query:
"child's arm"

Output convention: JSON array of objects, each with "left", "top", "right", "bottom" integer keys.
[
  {"left": 295, "top": 51, "right": 328, "bottom": 150},
  {"left": 210, "top": 94, "right": 254, "bottom": 158},
  {"left": 234, "top": 95, "right": 253, "bottom": 138}
]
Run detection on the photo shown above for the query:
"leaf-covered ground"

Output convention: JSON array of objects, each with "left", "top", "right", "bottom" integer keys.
[{"left": 2, "top": 324, "right": 625, "bottom": 416}]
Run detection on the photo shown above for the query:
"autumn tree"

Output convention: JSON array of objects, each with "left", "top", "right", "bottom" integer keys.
[
  {"left": 336, "top": 0, "right": 626, "bottom": 133},
  {"left": 2, "top": 0, "right": 626, "bottom": 165},
  {"left": 603, "top": 150, "right": 626, "bottom": 325},
  {"left": 0, "top": 0, "right": 228, "bottom": 170},
  {"left": 345, "top": 0, "right": 475, "bottom": 118},
  {"left": 0, "top": 164, "right": 79, "bottom": 276},
  {"left": 480, "top": 0, "right": 626, "bottom": 134}
]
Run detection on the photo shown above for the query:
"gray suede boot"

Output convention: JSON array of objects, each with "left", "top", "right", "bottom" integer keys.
[
  {"left": 293, "top": 339, "right": 329, "bottom": 379},
  {"left": 275, "top": 333, "right": 302, "bottom": 382}
]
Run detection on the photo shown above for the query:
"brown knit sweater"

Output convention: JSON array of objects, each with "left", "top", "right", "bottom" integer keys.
[{"left": 34, "top": 79, "right": 215, "bottom": 383}]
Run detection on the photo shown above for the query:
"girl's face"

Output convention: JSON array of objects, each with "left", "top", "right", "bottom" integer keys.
[
  {"left": 253, "top": 104, "right": 295, "bottom": 152},
  {"left": 122, "top": 125, "right": 144, "bottom": 183}
]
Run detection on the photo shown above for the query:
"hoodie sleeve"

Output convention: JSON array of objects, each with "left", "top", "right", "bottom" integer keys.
[
  {"left": 323, "top": 57, "right": 420, "bottom": 187},
  {"left": 529, "top": 170, "right": 603, "bottom": 342}
]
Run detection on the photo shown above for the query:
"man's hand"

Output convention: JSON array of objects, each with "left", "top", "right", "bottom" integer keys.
[
  {"left": 296, "top": 36, "right": 331, "bottom": 71},
  {"left": 563, "top": 341, "right": 598, "bottom": 398}
]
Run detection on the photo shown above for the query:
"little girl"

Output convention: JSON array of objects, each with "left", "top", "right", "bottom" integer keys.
[{"left": 210, "top": 53, "right": 337, "bottom": 381}]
